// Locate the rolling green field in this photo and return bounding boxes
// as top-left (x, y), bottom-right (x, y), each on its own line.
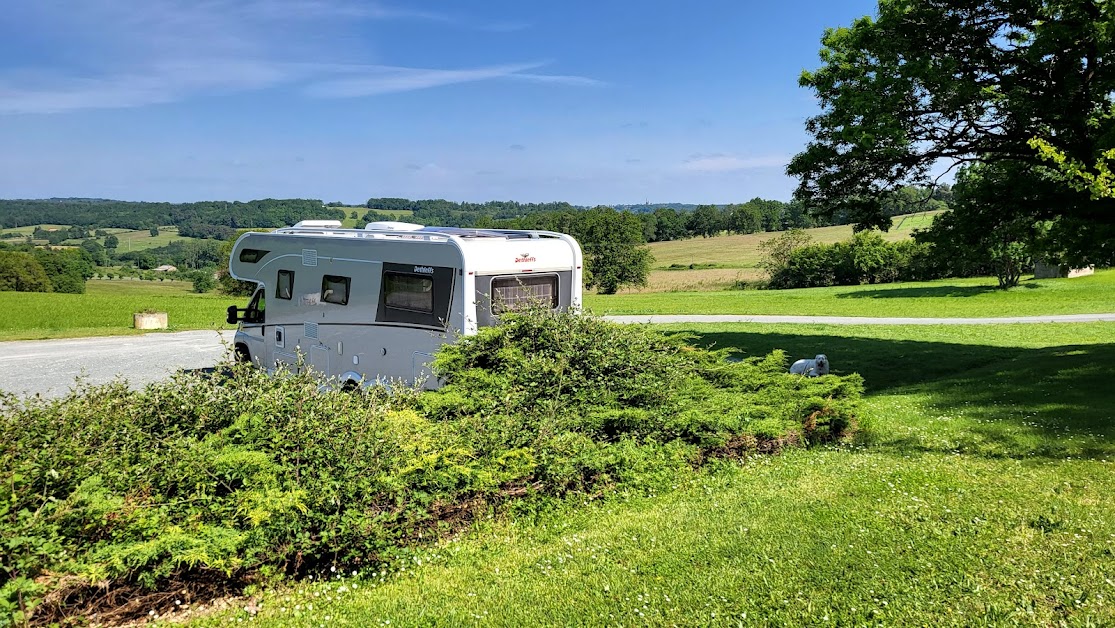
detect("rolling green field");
top-left (341, 208), bottom-right (413, 228)
top-left (589, 268), bottom-right (1115, 317)
top-left (192, 321), bottom-right (1115, 627)
top-left (0, 279), bottom-right (231, 340)
top-left (647, 211), bottom-right (941, 270)
top-left (631, 211), bottom-right (942, 292)
top-left (0, 223), bottom-right (194, 250)
top-left (107, 225), bottom-right (192, 251)
top-left (0, 223), bottom-right (72, 236)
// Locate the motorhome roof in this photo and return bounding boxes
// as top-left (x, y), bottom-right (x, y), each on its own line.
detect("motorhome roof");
top-left (272, 223), bottom-right (559, 242)
top-left (417, 226), bottom-right (534, 239)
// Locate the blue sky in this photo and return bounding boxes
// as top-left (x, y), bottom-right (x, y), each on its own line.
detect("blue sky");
top-left (0, 0), bottom-right (878, 205)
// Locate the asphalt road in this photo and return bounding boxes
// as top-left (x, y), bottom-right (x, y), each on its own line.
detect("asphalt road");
top-left (2, 314), bottom-right (1112, 398)
top-left (0, 330), bottom-right (236, 399)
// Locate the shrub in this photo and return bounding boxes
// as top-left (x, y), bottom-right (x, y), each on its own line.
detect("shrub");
top-left (1, 312), bottom-right (862, 623)
top-left (769, 233), bottom-right (945, 289)
top-left (192, 273), bottom-right (217, 293)
top-left (758, 228), bottom-right (812, 279)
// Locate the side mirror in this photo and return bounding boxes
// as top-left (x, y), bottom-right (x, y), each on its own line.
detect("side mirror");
top-left (226, 305), bottom-right (240, 325)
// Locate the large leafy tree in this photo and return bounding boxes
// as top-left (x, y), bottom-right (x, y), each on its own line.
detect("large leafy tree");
top-left (788, 0), bottom-right (1115, 264)
top-left (0, 251), bottom-right (52, 293)
top-left (512, 207), bottom-right (653, 294)
top-left (917, 161), bottom-right (1052, 287)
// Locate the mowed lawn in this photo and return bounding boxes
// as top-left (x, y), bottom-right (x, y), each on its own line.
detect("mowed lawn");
top-left (193, 321), bottom-right (1115, 627)
top-left (0, 279), bottom-right (231, 341)
top-left (589, 268), bottom-right (1115, 318)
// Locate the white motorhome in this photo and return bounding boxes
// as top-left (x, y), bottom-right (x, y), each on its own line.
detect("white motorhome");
top-left (226, 220), bottom-right (583, 388)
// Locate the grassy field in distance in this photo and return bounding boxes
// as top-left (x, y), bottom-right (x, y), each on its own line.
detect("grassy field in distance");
top-left (589, 268), bottom-right (1115, 318)
top-left (0, 223), bottom-right (72, 236)
top-left (107, 225), bottom-right (191, 251)
top-left (194, 321), bottom-right (1115, 627)
top-left (631, 211), bottom-right (942, 292)
top-left (0, 278), bottom-right (231, 341)
top-left (647, 210), bottom-right (941, 270)
top-left (343, 208), bottom-right (415, 228)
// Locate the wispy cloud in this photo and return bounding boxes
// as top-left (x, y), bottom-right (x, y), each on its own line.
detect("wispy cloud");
top-left (512, 73), bottom-right (606, 87)
top-left (0, 61), bottom-right (294, 114)
top-left (0, 1), bottom-right (597, 114)
top-left (303, 62), bottom-right (596, 99)
top-left (680, 153), bottom-right (787, 172)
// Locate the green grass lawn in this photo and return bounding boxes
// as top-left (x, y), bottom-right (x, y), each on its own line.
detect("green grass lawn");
top-left (0, 278), bottom-right (231, 340)
top-left (189, 321), bottom-right (1115, 627)
top-left (589, 268), bottom-right (1115, 317)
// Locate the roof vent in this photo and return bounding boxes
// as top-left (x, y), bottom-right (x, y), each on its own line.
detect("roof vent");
top-left (292, 220), bottom-right (343, 229)
top-left (365, 221), bottom-right (425, 231)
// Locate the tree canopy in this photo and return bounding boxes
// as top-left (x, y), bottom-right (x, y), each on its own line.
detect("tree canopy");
top-left (504, 207), bottom-right (653, 294)
top-left (788, 0), bottom-right (1114, 263)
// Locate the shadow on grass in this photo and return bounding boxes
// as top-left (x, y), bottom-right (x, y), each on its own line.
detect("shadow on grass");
top-left (680, 329), bottom-right (1115, 459)
top-left (835, 283), bottom-right (1039, 299)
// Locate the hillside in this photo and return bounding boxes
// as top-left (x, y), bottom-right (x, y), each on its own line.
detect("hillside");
top-left (629, 211), bottom-right (942, 293)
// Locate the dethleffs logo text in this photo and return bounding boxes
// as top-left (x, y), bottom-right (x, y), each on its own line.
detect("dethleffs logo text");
top-left (514, 252), bottom-right (536, 263)
top-left (413, 265), bottom-right (435, 274)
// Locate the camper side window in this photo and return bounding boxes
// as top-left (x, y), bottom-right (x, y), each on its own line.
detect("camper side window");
top-left (321, 275), bottom-right (350, 305)
top-left (277, 270), bottom-right (294, 300)
top-left (491, 275), bottom-right (558, 314)
top-left (383, 273), bottom-right (434, 313)
top-left (376, 264), bottom-right (453, 328)
top-left (238, 248), bottom-right (269, 263)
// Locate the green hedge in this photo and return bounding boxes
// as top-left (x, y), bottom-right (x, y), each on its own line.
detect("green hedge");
top-left (769, 232), bottom-right (945, 289)
top-left (1, 312), bottom-right (862, 624)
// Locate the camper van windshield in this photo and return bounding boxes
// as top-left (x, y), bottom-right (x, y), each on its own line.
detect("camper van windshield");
top-left (384, 273), bottom-right (433, 313)
top-left (244, 289), bottom-right (265, 324)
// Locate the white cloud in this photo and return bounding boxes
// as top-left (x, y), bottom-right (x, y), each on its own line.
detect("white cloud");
top-left (680, 153), bottom-right (787, 172)
top-left (512, 73), bottom-right (606, 87)
top-left (306, 63), bottom-right (538, 98)
top-left (0, 1), bottom-right (597, 114)
top-left (0, 61), bottom-right (294, 114)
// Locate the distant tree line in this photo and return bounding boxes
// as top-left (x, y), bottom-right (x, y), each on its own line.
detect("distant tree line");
top-left (364, 187), bottom-right (949, 245)
top-left (364, 198), bottom-right (579, 228)
top-left (112, 239), bottom-right (225, 271)
top-left (0, 198), bottom-right (344, 239)
top-left (0, 189), bottom-right (955, 296)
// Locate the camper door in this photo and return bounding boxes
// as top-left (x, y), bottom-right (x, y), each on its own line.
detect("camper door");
top-left (237, 287), bottom-right (268, 360)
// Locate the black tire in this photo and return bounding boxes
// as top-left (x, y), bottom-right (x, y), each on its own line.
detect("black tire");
top-left (234, 345), bottom-right (251, 363)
